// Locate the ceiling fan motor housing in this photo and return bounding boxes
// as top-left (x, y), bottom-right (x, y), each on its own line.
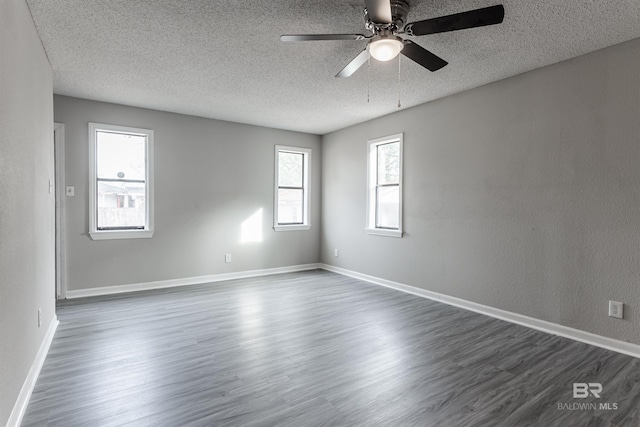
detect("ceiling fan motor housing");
top-left (364, 0), bottom-right (410, 33)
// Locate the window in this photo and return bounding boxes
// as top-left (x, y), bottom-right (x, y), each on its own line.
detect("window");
top-left (89, 122), bottom-right (154, 240)
top-left (274, 145), bottom-right (311, 231)
top-left (367, 133), bottom-right (403, 237)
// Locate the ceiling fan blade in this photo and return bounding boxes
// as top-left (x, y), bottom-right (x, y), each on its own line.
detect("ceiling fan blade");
top-left (336, 48), bottom-right (370, 78)
top-left (404, 4), bottom-right (504, 36)
top-left (401, 40), bottom-right (448, 72)
top-left (364, 0), bottom-right (393, 24)
top-left (281, 34), bottom-right (368, 42)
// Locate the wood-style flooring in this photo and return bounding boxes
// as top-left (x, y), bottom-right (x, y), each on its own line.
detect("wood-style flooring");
top-left (22, 270), bottom-right (640, 426)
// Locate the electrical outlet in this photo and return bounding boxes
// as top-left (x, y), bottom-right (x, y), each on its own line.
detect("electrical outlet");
top-left (608, 301), bottom-right (623, 319)
top-left (38, 308), bottom-right (42, 327)
top-left (225, 253), bottom-right (232, 263)
top-left (334, 249), bottom-right (339, 258)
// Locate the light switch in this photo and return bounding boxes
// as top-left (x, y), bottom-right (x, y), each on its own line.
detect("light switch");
top-left (66, 186), bottom-right (75, 196)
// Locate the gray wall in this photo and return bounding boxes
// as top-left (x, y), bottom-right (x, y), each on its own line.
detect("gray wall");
top-left (321, 38), bottom-right (640, 344)
top-left (0, 0), bottom-right (55, 424)
top-left (54, 96), bottom-right (321, 291)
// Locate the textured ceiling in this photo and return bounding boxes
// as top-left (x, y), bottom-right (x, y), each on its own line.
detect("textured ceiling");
top-left (27, 0), bottom-right (640, 134)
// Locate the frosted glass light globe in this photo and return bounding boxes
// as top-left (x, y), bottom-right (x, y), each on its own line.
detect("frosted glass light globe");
top-left (369, 36), bottom-right (404, 61)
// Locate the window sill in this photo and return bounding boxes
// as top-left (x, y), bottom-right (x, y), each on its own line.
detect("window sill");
top-left (365, 228), bottom-right (403, 238)
top-left (89, 230), bottom-right (155, 240)
top-left (274, 225), bottom-right (311, 232)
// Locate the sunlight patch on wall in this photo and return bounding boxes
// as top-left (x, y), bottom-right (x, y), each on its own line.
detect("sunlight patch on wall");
top-left (241, 208), bottom-right (263, 243)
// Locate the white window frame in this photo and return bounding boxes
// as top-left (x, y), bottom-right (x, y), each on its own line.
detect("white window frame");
top-left (274, 145), bottom-right (311, 231)
top-left (88, 122), bottom-right (154, 240)
top-left (366, 133), bottom-right (403, 238)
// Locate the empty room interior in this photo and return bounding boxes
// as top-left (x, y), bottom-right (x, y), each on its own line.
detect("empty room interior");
top-left (3, 0), bottom-right (640, 425)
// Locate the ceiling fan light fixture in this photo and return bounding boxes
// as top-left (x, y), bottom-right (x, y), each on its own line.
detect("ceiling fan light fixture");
top-left (369, 35), bottom-right (404, 62)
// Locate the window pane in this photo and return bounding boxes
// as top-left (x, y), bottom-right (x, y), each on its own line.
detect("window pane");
top-left (277, 188), bottom-right (303, 224)
top-left (97, 181), bottom-right (146, 228)
top-left (377, 142), bottom-right (399, 185)
top-left (376, 185), bottom-right (399, 229)
top-left (97, 131), bottom-right (146, 180)
top-left (278, 152), bottom-right (303, 187)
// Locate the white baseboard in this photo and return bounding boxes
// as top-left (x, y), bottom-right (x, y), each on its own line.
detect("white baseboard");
top-left (7, 316), bottom-right (59, 427)
top-left (320, 264), bottom-right (640, 359)
top-left (62, 262), bottom-right (640, 358)
top-left (66, 263), bottom-right (322, 299)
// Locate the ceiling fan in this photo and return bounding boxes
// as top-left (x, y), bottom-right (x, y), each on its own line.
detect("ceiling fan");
top-left (281, 0), bottom-right (504, 77)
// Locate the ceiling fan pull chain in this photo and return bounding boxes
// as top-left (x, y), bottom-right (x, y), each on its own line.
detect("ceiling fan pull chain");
top-left (397, 54), bottom-right (402, 108)
top-left (367, 56), bottom-right (371, 104)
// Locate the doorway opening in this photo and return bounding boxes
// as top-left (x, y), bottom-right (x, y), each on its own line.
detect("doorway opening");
top-left (54, 123), bottom-right (66, 299)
